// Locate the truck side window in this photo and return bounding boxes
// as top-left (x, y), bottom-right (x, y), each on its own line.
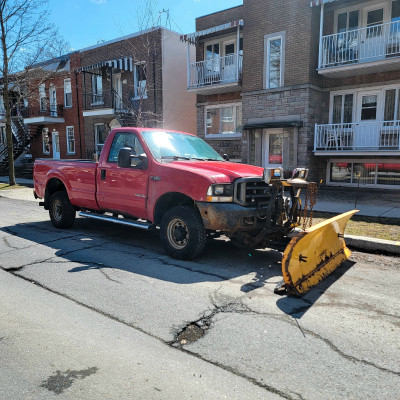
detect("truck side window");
top-left (107, 132), bottom-right (145, 163)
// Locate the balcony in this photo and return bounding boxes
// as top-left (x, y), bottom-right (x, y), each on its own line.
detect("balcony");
top-left (314, 121), bottom-right (400, 155)
top-left (22, 105), bottom-right (65, 124)
top-left (82, 89), bottom-right (130, 117)
top-left (187, 54), bottom-right (243, 94)
top-left (319, 21), bottom-right (400, 77)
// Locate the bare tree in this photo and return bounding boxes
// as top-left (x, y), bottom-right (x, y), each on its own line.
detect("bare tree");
top-left (0, 0), bottom-right (68, 185)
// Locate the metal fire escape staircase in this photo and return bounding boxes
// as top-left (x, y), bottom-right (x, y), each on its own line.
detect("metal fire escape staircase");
top-left (0, 111), bottom-right (31, 175)
top-left (112, 89), bottom-right (139, 127)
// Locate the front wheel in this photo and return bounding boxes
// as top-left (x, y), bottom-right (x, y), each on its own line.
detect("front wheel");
top-left (160, 206), bottom-right (207, 260)
top-left (49, 191), bottom-right (76, 229)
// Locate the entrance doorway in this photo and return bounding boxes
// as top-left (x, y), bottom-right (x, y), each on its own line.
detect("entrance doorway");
top-left (262, 129), bottom-right (283, 167)
top-left (52, 132), bottom-right (60, 159)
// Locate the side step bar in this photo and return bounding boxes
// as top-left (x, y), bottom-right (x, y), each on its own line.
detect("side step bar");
top-left (78, 211), bottom-right (156, 230)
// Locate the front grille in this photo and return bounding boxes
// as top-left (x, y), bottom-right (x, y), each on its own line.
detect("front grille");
top-left (234, 177), bottom-right (273, 207)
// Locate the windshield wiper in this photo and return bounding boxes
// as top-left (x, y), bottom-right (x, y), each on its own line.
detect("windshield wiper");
top-left (160, 155), bottom-right (191, 161)
top-left (189, 157), bottom-right (219, 161)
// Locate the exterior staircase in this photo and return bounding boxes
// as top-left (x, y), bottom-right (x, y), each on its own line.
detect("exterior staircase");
top-left (113, 90), bottom-right (139, 127)
top-left (0, 115), bottom-right (31, 177)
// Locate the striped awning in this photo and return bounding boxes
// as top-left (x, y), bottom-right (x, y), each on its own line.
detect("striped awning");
top-left (180, 20), bottom-right (243, 43)
top-left (310, 0), bottom-right (338, 6)
top-left (76, 56), bottom-right (133, 72)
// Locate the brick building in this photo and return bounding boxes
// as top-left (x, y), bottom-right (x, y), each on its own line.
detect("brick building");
top-left (23, 52), bottom-right (84, 161)
top-left (182, 0), bottom-right (400, 188)
top-left (16, 26), bottom-right (195, 165)
top-left (76, 27), bottom-right (196, 157)
top-left (181, 6), bottom-right (244, 162)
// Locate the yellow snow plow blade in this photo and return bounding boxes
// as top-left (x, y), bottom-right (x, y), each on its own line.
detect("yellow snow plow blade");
top-left (280, 210), bottom-right (359, 296)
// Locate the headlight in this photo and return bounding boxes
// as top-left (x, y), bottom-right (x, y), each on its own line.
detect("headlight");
top-left (206, 184), bottom-right (233, 202)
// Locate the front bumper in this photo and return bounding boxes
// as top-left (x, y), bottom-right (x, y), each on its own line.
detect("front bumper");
top-left (196, 201), bottom-right (269, 231)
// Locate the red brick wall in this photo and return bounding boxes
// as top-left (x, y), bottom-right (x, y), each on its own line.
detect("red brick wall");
top-left (79, 29), bottom-right (164, 123)
top-left (29, 52), bottom-right (84, 161)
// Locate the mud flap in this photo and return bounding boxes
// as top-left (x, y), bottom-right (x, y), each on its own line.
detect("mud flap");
top-left (277, 210), bottom-right (359, 296)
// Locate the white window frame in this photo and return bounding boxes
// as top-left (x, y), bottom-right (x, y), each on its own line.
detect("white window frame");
top-left (94, 123), bottom-right (106, 153)
top-left (64, 78), bottom-right (72, 108)
top-left (204, 102), bottom-right (242, 139)
top-left (42, 128), bottom-right (50, 154)
top-left (66, 126), bottom-right (75, 155)
top-left (264, 31), bottom-right (285, 90)
top-left (134, 62), bottom-right (147, 100)
top-left (329, 91), bottom-right (356, 123)
top-left (39, 83), bottom-right (46, 112)
top-left (334, 1), bottom-right (392, 31)
top-left (91, 74), bottom-right (103, 105)
top-left (329, 83), bottom-right (400, 123)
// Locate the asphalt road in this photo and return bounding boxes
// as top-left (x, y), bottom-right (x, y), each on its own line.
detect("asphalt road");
top-left (0, 197), bottom-right (399, 399)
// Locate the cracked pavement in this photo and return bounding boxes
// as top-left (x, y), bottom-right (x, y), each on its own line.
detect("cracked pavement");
top-left (0, 197), bottom-right (399, 399)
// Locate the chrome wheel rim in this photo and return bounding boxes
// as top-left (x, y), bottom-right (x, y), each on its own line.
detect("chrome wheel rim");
top-left (52, 199), bottom-right (63, 221)
top-left (167, 218), bottom-right (189, 250)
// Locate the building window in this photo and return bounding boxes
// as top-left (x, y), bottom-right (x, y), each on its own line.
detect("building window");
top-left (42, 128), bottom-right (50, 154)
top-left (332, 94), bottom-right (354, 123)
top-left (265, 32), bottom-right (285, 89)
top-left (0, 126), bottom-right (5, 145)
top-left (39, 84), bottom-right (46, 112)
top-left (66, 126), bottom-right (75, 154)
top-left (94, 124), bottom-right (106, 153)
top-left (329, 160), bottom-right (400, 187)
top-left (205, 103), bottom-right (242, 138)
top-left (64, 78), bottom-right (72, 107)
top-left (91, 74), bottom-right (103, 104)
top-left (134, 62), bottom-right (147, 99)
top-left (337, 10), bottom-right (359, 33)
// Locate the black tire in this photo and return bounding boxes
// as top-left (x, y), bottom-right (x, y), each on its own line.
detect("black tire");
top-left (49, 191), bottom-right (76, 229)
top-left (160, 206), bottom-right (207, 260)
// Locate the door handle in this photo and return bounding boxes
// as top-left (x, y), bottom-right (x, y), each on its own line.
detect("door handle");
top-left (101, 169), bottom-right (106, 180)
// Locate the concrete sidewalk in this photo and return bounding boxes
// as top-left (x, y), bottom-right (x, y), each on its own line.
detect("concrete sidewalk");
top-left (1, 176), bottom-right (399, 255)
top-left (2, 176), bottom-right (399, 218)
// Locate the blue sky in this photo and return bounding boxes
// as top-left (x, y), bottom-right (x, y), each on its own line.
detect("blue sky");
top-left (48, 0), bottom-right (242, 51)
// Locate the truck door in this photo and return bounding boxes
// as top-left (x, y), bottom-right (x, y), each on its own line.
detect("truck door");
top-left (96, 131), bottom-right (149, 219)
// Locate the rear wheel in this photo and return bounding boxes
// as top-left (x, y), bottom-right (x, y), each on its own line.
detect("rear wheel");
top-left (160, 206), bottom-right (207, 260)
top-left (49, 191), bottom-right (76, 229)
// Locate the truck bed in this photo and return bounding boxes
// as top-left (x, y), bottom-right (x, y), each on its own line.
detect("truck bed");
top-left (34, 159), bottom-right (99, 210)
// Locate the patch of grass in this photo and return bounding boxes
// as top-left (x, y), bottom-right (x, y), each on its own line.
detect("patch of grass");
top-left (309, 212), bottom-right (400, 241)
top-left (0, 183), bottom-right (27, 190)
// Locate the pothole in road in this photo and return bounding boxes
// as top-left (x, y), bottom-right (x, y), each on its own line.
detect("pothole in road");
top-left (176, 324), bottom-right (205, 345)
top-left (171, 302), bottom-right (251, 347)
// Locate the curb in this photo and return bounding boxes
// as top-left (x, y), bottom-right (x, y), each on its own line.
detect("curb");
top-left (346, 234), bottom-right (400, 256)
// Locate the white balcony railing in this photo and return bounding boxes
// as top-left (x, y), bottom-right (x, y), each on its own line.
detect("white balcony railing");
top-left (188, 54), bottom-right (243, 89)
top-left (314, 121), bottom-right (400, 151)
top-left (320, 20), bottom-right (400, 69)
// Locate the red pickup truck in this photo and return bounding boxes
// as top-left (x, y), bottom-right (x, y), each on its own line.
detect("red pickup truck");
top-left (34, 128), bottom-right (308, 259)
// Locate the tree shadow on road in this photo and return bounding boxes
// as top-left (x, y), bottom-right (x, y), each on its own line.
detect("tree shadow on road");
top-left (0, 218), bottom-right (284, 288)
top-left (1, 218), bottom-right (357, 317)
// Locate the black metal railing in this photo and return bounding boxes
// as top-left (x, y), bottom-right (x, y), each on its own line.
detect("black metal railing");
top-left (21, 104), bottom-right (64, 118)
top-left (82, 89), bottom-right (114, 110)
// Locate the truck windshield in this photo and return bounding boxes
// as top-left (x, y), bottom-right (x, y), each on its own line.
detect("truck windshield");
top-left (141, 131), bottom-right (224, 162)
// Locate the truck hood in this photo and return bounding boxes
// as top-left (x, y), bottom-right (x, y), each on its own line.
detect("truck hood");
top-left (165, 160), bottom-right (264, 183)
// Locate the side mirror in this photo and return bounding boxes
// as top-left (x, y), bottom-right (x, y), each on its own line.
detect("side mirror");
top-left (118, 147), bottom-right (148, 170)
top-left (223, 153), bottom-right (229, 161)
